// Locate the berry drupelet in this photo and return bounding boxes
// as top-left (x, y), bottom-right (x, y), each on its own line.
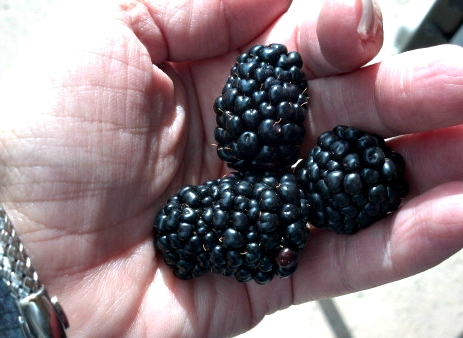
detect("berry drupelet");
top-left (295, 125), bottom-right (408, 234)
top-left (214, 44), bottom-right (309, 172)
top-left (154, 172), bottom-right (310, 284)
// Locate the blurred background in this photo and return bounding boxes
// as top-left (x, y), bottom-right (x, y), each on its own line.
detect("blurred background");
top-left (1, 0), bottom-right (463, 337)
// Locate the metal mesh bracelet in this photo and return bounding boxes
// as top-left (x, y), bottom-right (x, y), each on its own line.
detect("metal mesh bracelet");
top-left (0, 205), bottom-right (69, 337)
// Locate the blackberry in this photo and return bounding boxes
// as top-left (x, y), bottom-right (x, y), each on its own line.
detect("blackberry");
top-left (295, 125), bottom-right (408, 234)
top-left (154, 172), bottom-right (310, 284)
top-left (214, 44), bottom-right (309, 171)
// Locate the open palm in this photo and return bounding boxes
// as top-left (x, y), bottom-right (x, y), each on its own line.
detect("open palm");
top-left (1, 0), bottom-right (463, 336)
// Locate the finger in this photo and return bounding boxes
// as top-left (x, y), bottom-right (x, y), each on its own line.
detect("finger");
top-left (291, 181), bottom-right (463, 301)
top-left (120, 0), bottom-right (291, 64)
top-left (243, 0), bottom-right (384, 78)
top-left (307, 44), bottom-right (463, 138)
top-left (315, 0), bottom-right (384, 74)
top-left (389, 125), bottom-right (463, 197)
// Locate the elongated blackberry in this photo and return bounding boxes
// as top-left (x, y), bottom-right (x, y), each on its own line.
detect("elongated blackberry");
top-left (295, 125), bottom-right (408, 234)
top-left (214, 44), bottom-right (309, 171)
top-left (154, 172), bottom-right (310, 284)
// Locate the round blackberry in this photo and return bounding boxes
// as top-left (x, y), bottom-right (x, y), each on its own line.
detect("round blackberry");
top-left (295, 125), bottom-right (408, 234)
top-left (154, 172), bottom-right (310, 284)
top-left (214, 44), bottom-right (309, 172)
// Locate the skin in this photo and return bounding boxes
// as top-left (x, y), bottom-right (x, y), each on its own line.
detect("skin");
top-left (1, 0), bottom-right (463, 336)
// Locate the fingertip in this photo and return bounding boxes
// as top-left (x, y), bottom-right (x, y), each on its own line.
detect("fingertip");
top-left (316, 0), bottom-right (383, 72)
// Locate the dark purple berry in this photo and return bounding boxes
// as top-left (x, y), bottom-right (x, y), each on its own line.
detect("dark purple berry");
top-left (296, 125), bottom-right (408, 234)
top-left (214, 44), bottom-right (308, 171)
top-left (154, 172), bottom-right (310, 283)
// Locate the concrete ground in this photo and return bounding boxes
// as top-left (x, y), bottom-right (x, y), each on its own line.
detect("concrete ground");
top-left (1, 0), bottom-right (463, 337)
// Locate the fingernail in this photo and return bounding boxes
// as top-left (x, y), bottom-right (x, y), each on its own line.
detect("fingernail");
top-left (357, 0), bottom-right (376, 39)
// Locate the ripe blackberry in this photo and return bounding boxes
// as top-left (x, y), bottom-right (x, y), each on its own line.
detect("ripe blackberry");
top-left (214, 44), bottom-right (309, 172)
top-left (154, 172), bottom-right (310, 284)
top-left (295, 125), bottom-right (408, 234)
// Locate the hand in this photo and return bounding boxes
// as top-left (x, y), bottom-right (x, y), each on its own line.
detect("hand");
top-left (1, 0), bottom-right (463, 336)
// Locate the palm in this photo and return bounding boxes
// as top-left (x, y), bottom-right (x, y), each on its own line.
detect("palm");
top-left (1, 0), bottom-right (463, 336)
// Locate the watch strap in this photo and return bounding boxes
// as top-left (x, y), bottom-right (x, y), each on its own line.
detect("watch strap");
top-left (0, 205), bottom-right (69, 337)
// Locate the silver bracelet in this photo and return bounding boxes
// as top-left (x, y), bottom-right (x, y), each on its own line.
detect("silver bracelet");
top-left (0, 205), bottom-right (69, 337)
